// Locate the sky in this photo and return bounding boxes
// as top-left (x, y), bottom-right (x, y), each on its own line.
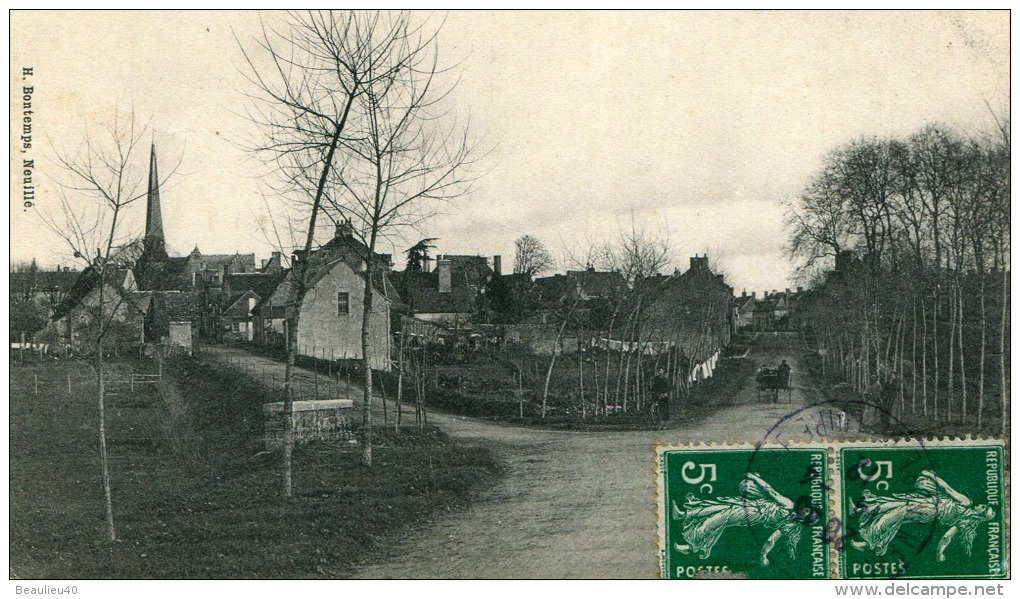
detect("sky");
top-left (8, 11), bottom-right (1009, 294)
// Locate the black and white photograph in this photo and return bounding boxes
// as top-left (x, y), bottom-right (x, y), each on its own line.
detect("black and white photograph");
top-left (7, 10), bottom-right (1011, 584)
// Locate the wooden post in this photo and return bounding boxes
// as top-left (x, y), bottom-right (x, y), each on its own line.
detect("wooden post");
top-left (20, 332), bottom-right (25, 364)
top-left (314, 359), bottom-right (319, 398)
top-left (34, 374), bottom-right (38, 395)
top-left (68, 373), bottom-right (72, 394)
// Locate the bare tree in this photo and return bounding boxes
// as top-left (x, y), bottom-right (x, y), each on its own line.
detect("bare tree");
top-left (323, 18), bottom-right (478, 465)
top-left (242, 10), bottom-right (476, 470)
top-left (514, 234), bottom-right (554, 277)
top-left (43, 112), bottom-right (171, 542)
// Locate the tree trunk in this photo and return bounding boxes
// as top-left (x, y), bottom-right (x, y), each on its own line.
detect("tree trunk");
top-left (957, 280), bottom-right (967, 424)
top-left (947, 287), bottom-right (956, 422)
top-left (282, 316), bottom-right (298, 496)
top-left (1000, 265), bottom-right (1008, 436)
top-left (977, 274), bottom-right (986, 430)
top-left (396, 333), bottom-right (404, 433)
top-left (911, 301), bottom-right (917, 414)
top-left (921, 297), bottom-right (929, 416)
top-left (96, 354), bottom-right (116, 542)
top-left (579, 348), bottom-right (585, 418)
top-left (541, 315), bottom-right (571, 418)
top-left (932, 289), bottom-right (939, 421)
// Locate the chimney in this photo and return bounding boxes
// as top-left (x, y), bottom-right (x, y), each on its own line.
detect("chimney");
top-left (752, 291), bottom-right (756, 299)
top-left (742, 290), bottom-right (747, 298)
top-left (493, 255), bottom-right (502, 276)
top-left (437, 258), bottom-right (452, 293)
top-left (785, 288), bottom-right (791, 296)
top-left (716, 274), bottom-right (725, 282)
top-left (690, 255), bottom-right (709, 271)
top-left (797, 286), bottom-right (803, 293)
top-left (336, 219), bottom-right (353, 239)
top-left (272, 251), bottom-right (281, 261)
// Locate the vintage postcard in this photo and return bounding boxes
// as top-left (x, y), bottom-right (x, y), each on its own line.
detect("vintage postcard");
top-left (8, 10), bottom-right (1009, 584)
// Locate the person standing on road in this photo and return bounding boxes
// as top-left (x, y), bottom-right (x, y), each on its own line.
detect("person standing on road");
top-left (776, 359), bottom-right (791, 388)
top-left (650, 368), bottom-right (671, 423)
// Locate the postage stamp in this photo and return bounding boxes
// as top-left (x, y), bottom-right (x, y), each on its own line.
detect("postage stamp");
top-left (835, 439), bottom-right (1008, 580)
top-left (657, 445), bottom-right (830, 579)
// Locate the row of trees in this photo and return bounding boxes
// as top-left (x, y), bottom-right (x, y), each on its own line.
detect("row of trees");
top-left (494, 225), bottom-right (730, 418)
top-left (788, 119), bottom-right (1010, 434)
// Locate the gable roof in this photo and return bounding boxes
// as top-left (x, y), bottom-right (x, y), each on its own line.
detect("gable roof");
top-left (565, 269), bottom-right (628, 299)
top-left (390, 270), bottom-right (476, 316)
top-left (223, 272), bottom-right (285, 307)
top-left (50, 266), bottom-right (143, 321)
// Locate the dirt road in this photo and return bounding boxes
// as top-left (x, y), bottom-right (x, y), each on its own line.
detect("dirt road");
top-left (205, 342), bottom-right (854, 578)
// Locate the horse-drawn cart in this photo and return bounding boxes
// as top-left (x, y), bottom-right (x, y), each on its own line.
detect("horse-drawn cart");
top-left (756, 368), bottom-right (792, 403)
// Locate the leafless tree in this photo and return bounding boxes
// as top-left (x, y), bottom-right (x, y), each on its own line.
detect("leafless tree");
top-left (42, 111), bottom-right (173, 542)
top-left (322, 20), bottom-right (478, 465)
top-left (241, 10), bottom-right (476, 471)
top-left (514, 234), bottom-right (554, 277)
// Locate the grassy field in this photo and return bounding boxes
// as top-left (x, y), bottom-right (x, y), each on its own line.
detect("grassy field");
top-left (9, 356), bottom-right (501, 579)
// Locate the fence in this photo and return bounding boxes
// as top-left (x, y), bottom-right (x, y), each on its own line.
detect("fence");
top-left (205, 350), bottom-right (359, 403)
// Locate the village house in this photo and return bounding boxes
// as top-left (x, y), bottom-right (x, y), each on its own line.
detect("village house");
top-left (734, 291), bottom-right (757, 330)
top-left (252, 225), bottom-right (396, 371)
top-left (51, 144), bottom-right (263, 350)
top-left (751, 288), bottom-right (802, 331)
top-left (631, 255), bottom-right (734, 383)
top-left (50, 266), bottom-right (147, 350)
top-left (390, 254), bottom-right (494, 326)
top-left (218, 272), bottom-right (285, 342)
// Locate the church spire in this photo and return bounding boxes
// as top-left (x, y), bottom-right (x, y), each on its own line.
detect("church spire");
top-left (142, 143), bottom-right (167, 260)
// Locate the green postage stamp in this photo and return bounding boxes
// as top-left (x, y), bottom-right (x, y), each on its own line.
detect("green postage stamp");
top-left (656, 439), bottom-right (1008, 580)
top-left (836, 440), bottom-right (1007, 580)
top-left (657, 446), bottom-right (830, 579)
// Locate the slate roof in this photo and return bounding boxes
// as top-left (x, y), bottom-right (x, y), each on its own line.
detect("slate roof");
top-left (155, 292), bottom-right (204, 322)
top-left (134, 257), bottom-right (191, 292)
top-left (390, 270), bottom-right (477, 316)
top-left (50, 267), bottom-right (137, 320)
top-left (223, 273), bottom-right (285, 307)
top-left (565, 269), bottom-right (628, 299)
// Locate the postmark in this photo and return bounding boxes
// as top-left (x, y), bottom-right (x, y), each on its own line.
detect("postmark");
top-left (657, 445), bottom-right (830, 579)
top-left (835, 439), bottom-right (1008, 580)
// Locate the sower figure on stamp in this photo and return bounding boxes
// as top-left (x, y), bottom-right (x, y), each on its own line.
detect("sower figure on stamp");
top-left (850, 470), bottom-right (995, 562)
top-left (671, 472), bottom-right (811, 565)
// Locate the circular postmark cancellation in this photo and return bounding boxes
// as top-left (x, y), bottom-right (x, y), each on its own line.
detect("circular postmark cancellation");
top-left (656, 398), bottom-right (1007, 580)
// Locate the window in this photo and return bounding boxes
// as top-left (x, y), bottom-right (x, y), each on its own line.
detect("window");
top-left (337, 291), bottom-right (350, 316)
top-left (232, 322), bottom-right (240, 332)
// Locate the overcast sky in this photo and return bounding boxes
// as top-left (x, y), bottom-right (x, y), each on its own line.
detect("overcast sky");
top-left (9, 11), bottom-right (1009, 293)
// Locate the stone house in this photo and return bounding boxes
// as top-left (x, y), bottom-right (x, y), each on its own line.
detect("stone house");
top-left (252, 226), bottom-right (396, 371)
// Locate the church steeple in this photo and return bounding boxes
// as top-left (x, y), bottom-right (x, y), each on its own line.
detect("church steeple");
top-left (142, 143), bottom-right (167, 261)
